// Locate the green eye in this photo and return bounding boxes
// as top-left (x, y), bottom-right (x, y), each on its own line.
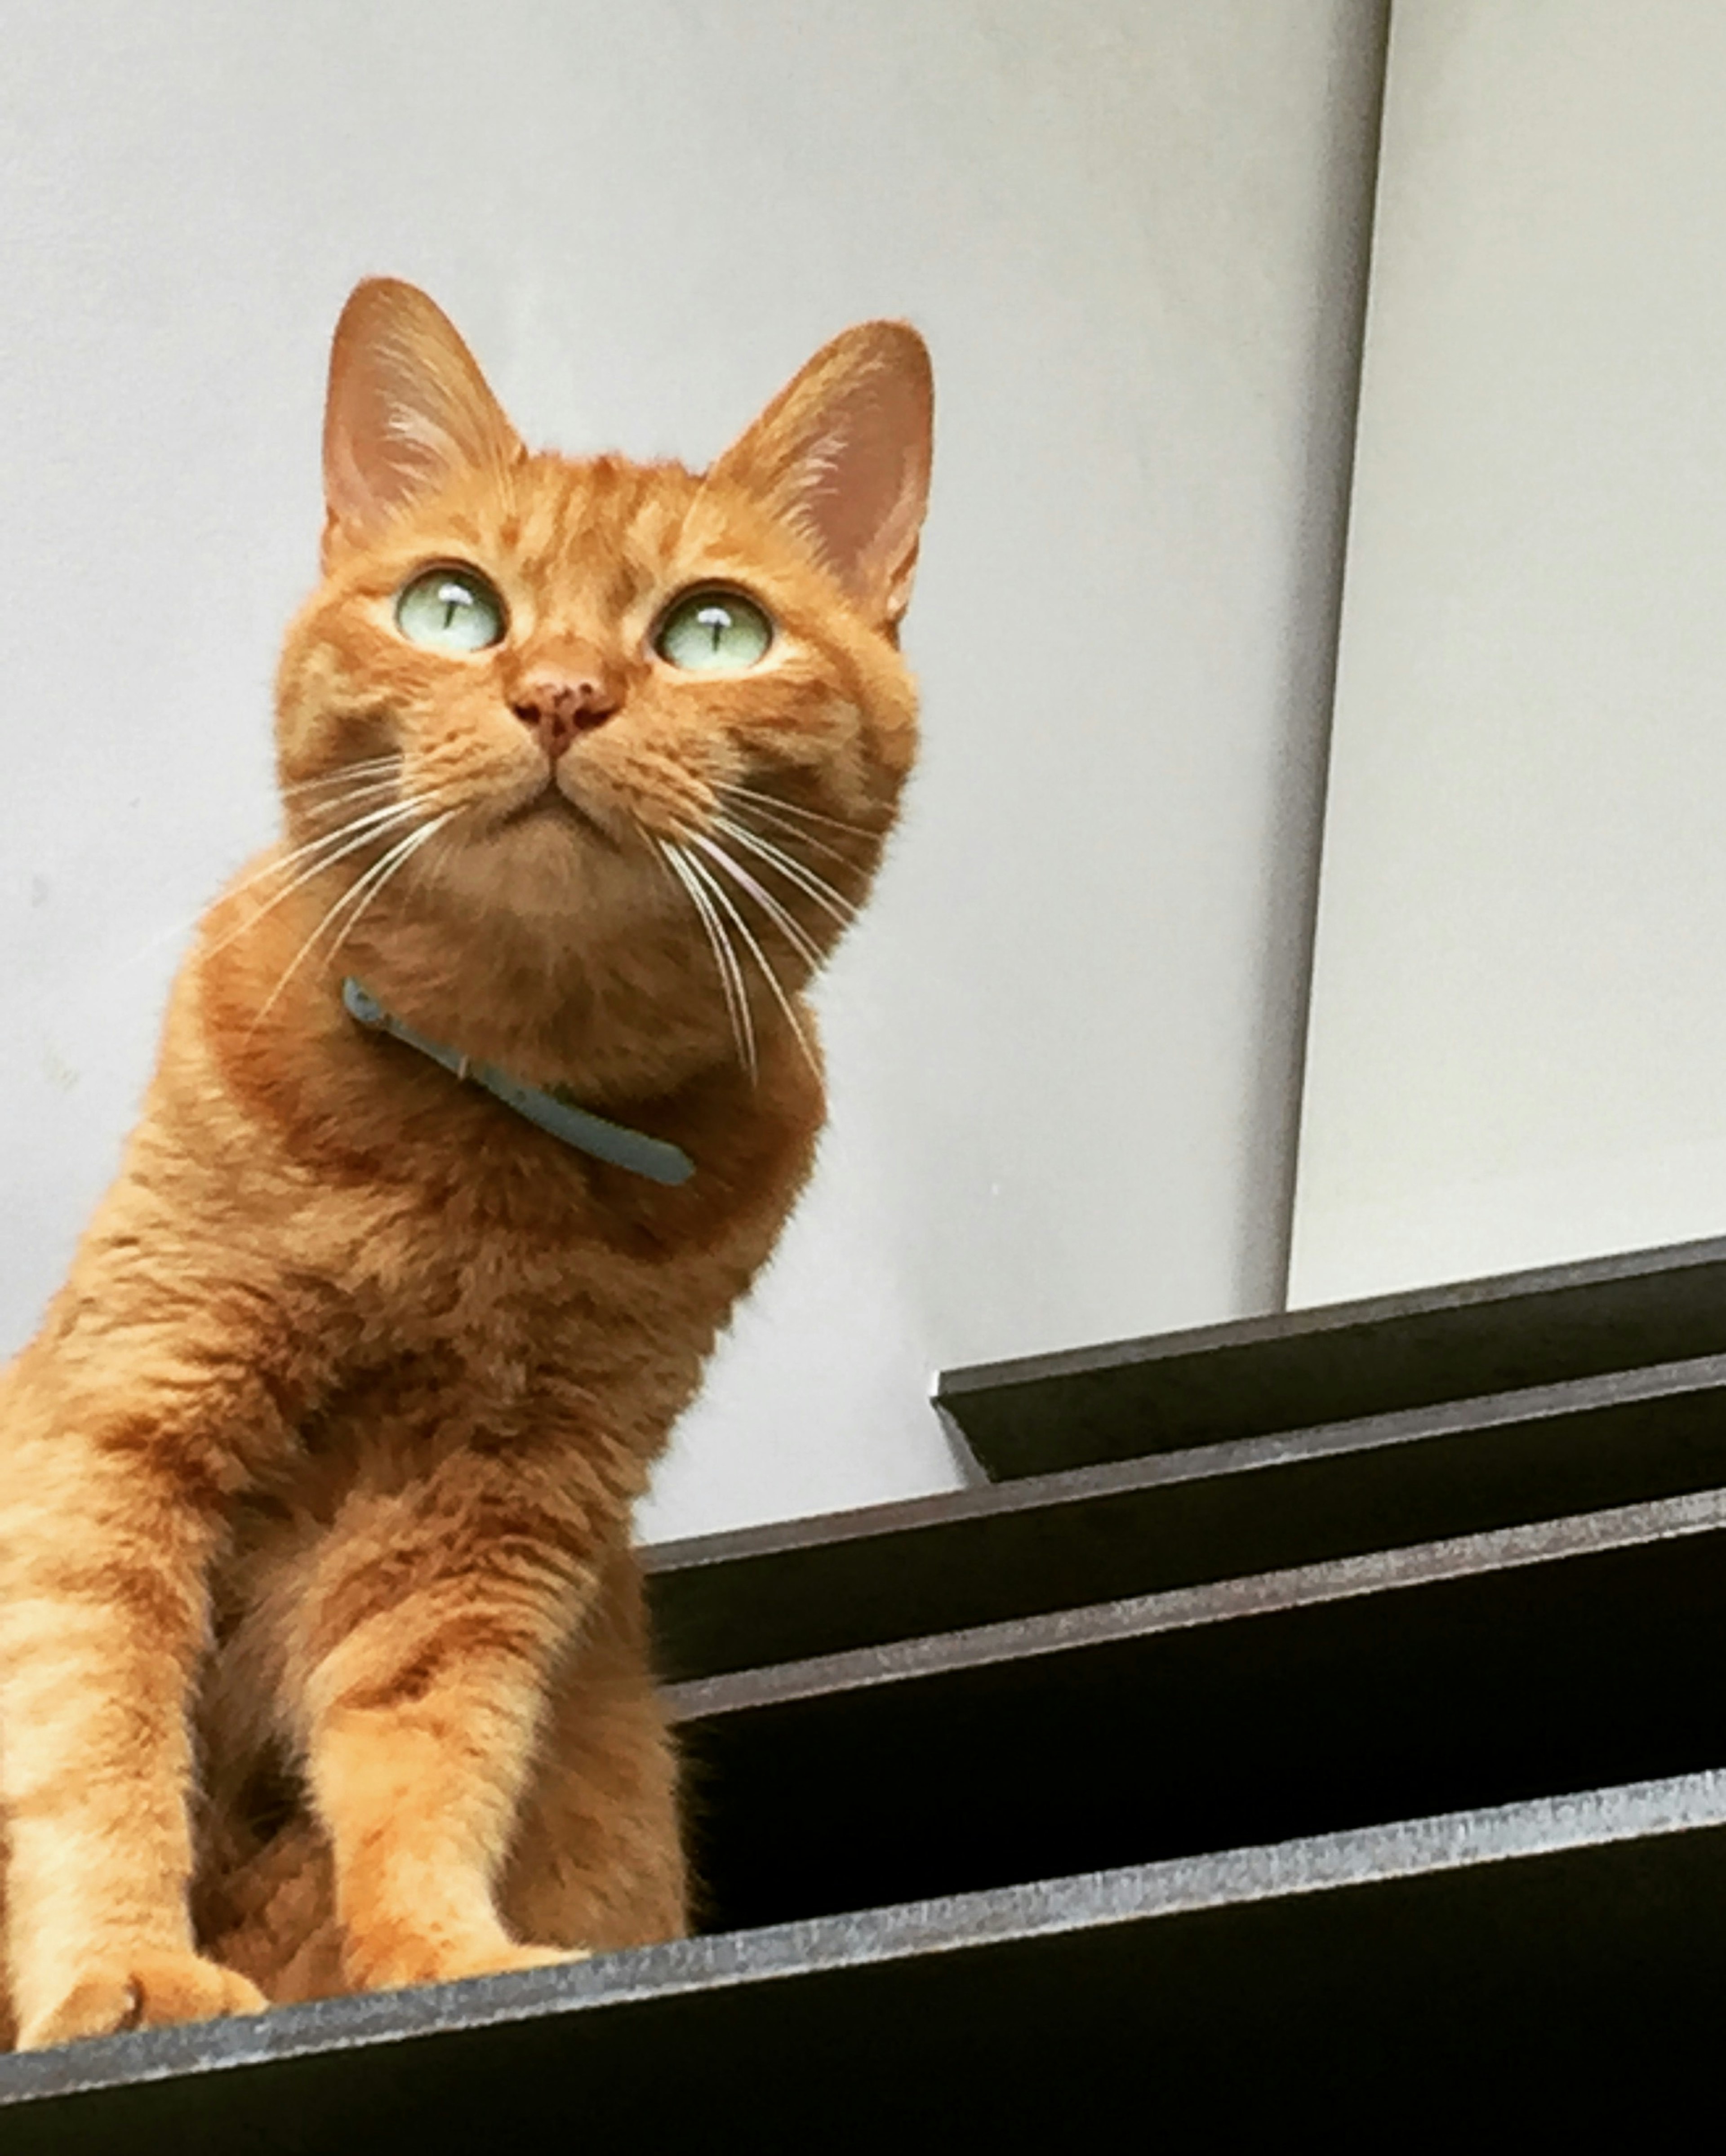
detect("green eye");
top-left (655, 588), bottom-right (773, 672)
top-left (394, 567), bottom-right (507, 652)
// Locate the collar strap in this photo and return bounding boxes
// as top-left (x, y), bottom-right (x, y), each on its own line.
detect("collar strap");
top-left (342, 978), bottom-right (695, 1187)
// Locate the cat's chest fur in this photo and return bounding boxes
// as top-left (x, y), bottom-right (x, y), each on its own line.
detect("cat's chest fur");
top-left (245, 1071), bottom-right (805, 1461)
top-left (99, 973), bottom-right (818, 1578)
top-left (194, 1121), bottom-right (761, 1752)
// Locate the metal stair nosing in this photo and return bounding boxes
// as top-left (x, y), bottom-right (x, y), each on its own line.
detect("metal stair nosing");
top-left (5, 1768), bottom-right (1723, 2145)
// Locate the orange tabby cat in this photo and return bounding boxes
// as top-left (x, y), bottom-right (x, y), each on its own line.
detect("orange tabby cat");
top-left (0, 279), bottom-right (931, 2049)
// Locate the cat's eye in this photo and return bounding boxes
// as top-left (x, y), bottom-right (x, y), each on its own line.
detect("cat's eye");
top-left (654, 588), bottom-right (774, 673)
top-left (394, 567), bottom-right (507, 652)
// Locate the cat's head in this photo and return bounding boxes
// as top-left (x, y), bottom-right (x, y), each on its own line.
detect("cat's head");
top-left (272, 279), bottom-right (931, 1081)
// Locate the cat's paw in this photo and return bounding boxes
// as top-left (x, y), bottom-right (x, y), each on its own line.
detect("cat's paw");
top-left (16, 1951), bottom-right (267, 2050)
top-left (440, 1941), bottom-right (593, 1983)
top-left (347, 1934), bottom-right (592, 1993)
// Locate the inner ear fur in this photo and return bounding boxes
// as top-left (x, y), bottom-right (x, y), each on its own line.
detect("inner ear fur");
top-left (709, 322), bottom-right (934, 628)
top-left (323, 279), bottom-right (524, 549)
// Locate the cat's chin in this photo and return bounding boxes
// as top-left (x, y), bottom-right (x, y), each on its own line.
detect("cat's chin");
top-left (494, 787), bottom-right (619, 851)
top-left (430, 800), bottom-right (667, 945)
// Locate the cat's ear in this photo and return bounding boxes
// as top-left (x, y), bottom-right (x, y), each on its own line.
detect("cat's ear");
top-left (322, 279), bottom-right (523, 548)
top-left (710, 323), bottom-right (933, 628)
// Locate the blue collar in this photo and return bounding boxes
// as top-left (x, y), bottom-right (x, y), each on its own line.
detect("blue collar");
top-left (342, 978), bottom-right (695, 1187)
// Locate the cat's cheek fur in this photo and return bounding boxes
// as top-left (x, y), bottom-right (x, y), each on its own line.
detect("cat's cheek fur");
top-left (0, 280), bottom-right (930, 2045)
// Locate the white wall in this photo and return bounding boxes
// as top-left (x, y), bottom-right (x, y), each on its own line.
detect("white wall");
top-left (0, 0), bottom-right (1385, 1537)
top-left (1292, 0), bottom-right (1726, 1307)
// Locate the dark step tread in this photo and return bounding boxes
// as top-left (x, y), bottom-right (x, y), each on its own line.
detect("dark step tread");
top-left (647, 1352), bottom-right (1726, 1679)
top-left (663, 1482), bottom-right (1726, 1719)
top-left (672, 1488), bottom-right (1726, 1932)
top-left (937, 1229), bottom-right (1726, 1477)
top-left (8, 1770), bottom-right (1723, 2143)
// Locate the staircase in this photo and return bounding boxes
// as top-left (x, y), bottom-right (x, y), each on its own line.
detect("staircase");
top-left (9, 1234), bottom-right (1726, 2142)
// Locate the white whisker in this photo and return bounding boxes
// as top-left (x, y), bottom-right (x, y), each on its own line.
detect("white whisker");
top-left (205, 797), bottom-right (437, 954)
top-left (280, 757), bottom-right (402, 798)
top-left (295, 776), bottom-right (408, 820)
top-left (686, 834), bottom-right (826, 973)
top-left (723, 781), bottom-right (886, 838)
top-left (249, 812), bottom-right (454, 1034)
top-left (320, 812), bottom-right (455, 972)
top-left (127, 770), bottom-right (423, 970)
top-left (678, 845), bottom-right (818, 1073)
top-left (252, 797), bottom-right (427, 890)
top-left (658, 840), bottom-right (756, 1079)
top-left (716, 794), bottom-right (860, 869)
top-left (712, 813), bottom-right (859, 927)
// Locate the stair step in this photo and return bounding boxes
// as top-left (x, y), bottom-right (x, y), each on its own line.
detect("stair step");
top-left (937, 1230), bottom-right (1726, 1477)
top-left (667, 1488), bottom-right (1726, 1933)
top-left (7, 1769), bottom-right (1722, 2142)
top-left (17, 1241), bottom-right (1726, 2121)
top-left (647, 1351), bottom-right (1726, 1679)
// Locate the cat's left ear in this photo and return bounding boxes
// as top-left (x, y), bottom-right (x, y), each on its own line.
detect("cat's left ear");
top-left (709, 323), bottom-right (933, 629)
top-left (322, 279), bottom-right (524, 552)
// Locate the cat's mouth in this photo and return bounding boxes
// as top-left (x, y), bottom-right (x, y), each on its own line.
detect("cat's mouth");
top-left (495, 784), bottom-right (619, 852)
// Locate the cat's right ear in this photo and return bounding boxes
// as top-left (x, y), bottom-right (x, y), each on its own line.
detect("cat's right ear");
top-left (322, 279), bottom-right (523, 555)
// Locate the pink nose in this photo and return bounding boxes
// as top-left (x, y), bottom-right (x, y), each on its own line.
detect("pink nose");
top-left (510, 670), bottom-right (621, 760)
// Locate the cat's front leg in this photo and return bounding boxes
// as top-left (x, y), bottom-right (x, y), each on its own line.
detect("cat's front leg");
top-left (290, 1437), bottom-right (621, 1993)
top-left (0, 1331), bottom-right (286, 2049)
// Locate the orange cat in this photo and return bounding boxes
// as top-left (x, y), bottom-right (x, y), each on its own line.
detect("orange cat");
top-left (0, 280), bottom-right (931, 2049)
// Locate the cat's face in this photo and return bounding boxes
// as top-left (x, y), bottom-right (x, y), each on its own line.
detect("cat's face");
top-left (272, 282), bottom-right (931, 1068)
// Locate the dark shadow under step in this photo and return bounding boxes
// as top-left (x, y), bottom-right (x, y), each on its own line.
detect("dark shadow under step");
top-left (670, 1489), bottom-right (1726, 1932)
top-left (647, 1353), bottom-right (1726, 1678)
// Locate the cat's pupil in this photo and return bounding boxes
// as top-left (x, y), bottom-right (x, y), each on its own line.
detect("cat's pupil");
top-left (393, 566), bottom-right (506, 652)
top-left (653, 584), bottom-right (773, 671)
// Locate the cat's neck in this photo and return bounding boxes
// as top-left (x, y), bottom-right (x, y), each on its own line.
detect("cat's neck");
top-left (203, 847), bottom-right (802, 1110)
top-left (336, 921), bottom-right (733, 1101)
